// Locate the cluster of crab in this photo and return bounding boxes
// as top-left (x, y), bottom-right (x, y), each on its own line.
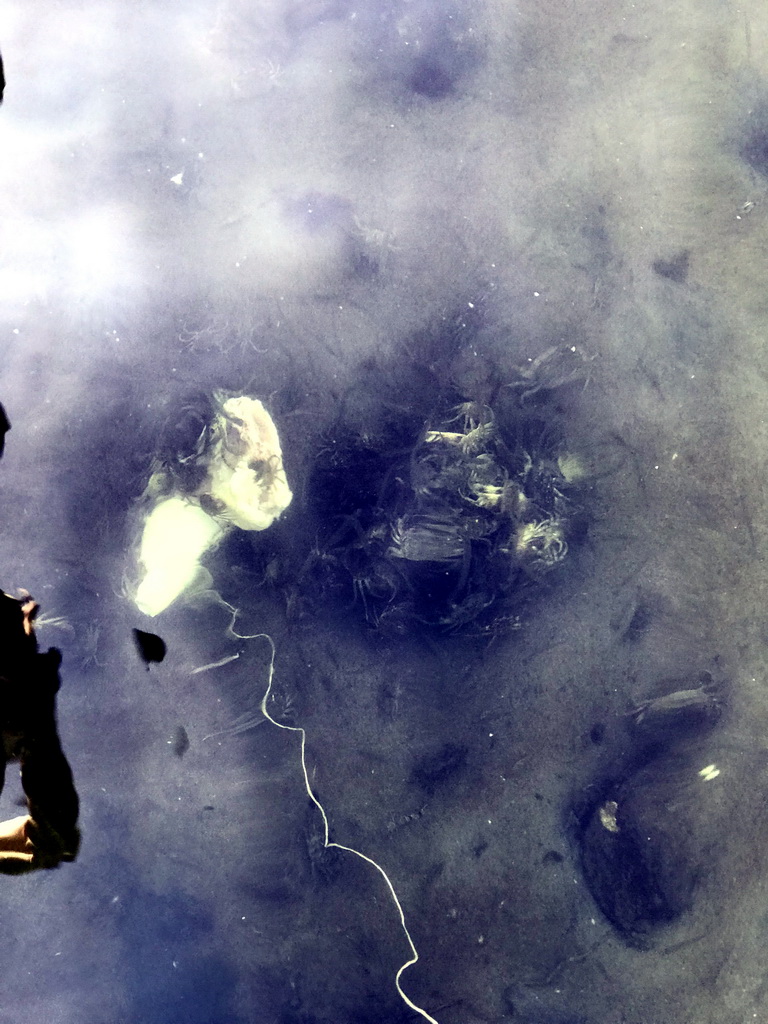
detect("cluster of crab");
top-left (298, 344), bottom-right (589, 634)
top-left (396, 401), bottom-right (570, 574)
top-left (363, 400), bottom-right (575, 632)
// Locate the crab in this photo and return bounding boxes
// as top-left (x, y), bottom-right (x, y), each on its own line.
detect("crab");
top-left (462, 454), bottom-right (518, 513)
top-left (630, 673), bottom-right (723, 732)
top-left (506, 345), bottom-right (592, 404)
top-left (80, 622), bottom-right (104, 670)
top-left (388, 514), bottom-right (467, 563)
top-left (423, 403), bottom-right (497, 457)
top-left (347, 559), bottom-right (399, 624)
top-left (512, 518), bottom-right (568, 575)
top-left (447, 401), bottom-right (494, 433)
top-left (434, 590), bottom-right (497, 633)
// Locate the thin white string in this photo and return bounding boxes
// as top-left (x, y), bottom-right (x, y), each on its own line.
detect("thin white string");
top-left (221, 601), bottom-right (440, 1024)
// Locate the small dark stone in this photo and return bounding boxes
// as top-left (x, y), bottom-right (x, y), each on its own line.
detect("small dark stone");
top-left (590, 722), bottom-right (606, 744)
top-left (170, 725), bottom-right (190, 758)
top-left (542, 850), bottom-right (564, 865)
top-left (623, 601), bottom-right (653, 642)
top-left (652, 250), bottom-right (690, 283)
top-left (741, 105), bottom-right (768, 176)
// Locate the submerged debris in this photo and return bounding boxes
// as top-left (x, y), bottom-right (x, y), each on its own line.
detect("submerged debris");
top-left (0, 402), bottom-right (9, 458)
top-left (132, 628), bottom-right (167, 669)
top-left (576, 745), bottom-right (725, 948)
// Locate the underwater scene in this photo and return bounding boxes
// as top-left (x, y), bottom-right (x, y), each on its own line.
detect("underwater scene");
top-left (1, 2), bottom-right (768, 1022)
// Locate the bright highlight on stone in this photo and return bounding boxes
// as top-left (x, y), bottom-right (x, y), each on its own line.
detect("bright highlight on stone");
top-left (132, 394), bottom-right (292, 616)
top-left (204, 395), bottom-right (292, 531)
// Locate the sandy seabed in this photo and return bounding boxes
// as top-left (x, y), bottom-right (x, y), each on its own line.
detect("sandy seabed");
top-left (1, 2), bottom-right (768, 1022)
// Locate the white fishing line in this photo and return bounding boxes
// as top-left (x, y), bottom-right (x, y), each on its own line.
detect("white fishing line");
top-left (220, 600), bottom-right (440, 1024)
